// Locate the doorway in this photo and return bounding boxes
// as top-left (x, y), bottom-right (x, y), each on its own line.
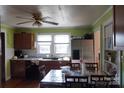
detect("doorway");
top-left (0, 32), bottom-right (5, 87)
top-left (94, 31), bottom-right (100, 70)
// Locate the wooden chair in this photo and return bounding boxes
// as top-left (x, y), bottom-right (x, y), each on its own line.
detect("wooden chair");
top-left (90, 75), bottom-right (115, 88)
top-left (65, 76), bottom-right (89, 88)
top-left (70, 63), bottom-right (81, 71)
top-left (90, 75), bottom-right (107, 88)
top-left (104, 75), bottom-right (115, 82)
top-left (39, 65), bottom-right (46, 80)
top-left (85, 63), bottom-right (98, 72)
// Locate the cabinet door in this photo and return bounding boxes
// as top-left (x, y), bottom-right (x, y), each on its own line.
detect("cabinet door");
top-left (22, 33), bottom-right (26, 49)
top-left (14, 33), bottom-right (34, 49)
top-left (24, 33), bottom-right (30, 49)
top-left (31, 33), bottom-right (35, 49)
top-left (39, 61), bottom-right (61, 73)
top-left (11, 60), bottom-right (26, 79)
top-left (114, 6), bottom-right (124, 47)
top-left (25, 33), bottom-right (34, 49)
top-left (14, 33), bottom-right (23, 49)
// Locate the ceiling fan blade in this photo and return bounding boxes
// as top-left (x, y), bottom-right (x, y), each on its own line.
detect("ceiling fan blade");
top-left (16, 16), bottom-right (34, 20)
top-left (16, 21), bottom-right (34, 25)
top-left (42, 20), bottom-right (59, 25)
top-left (42, 16), bottom-right (53, 20)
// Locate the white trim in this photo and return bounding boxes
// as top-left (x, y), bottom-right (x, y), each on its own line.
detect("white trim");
top-left (92, 6), bottom-right (113, 26)
top-left (6, 76), bottom-right (11, 81)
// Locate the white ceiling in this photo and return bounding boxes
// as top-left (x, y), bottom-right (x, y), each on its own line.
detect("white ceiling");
top-left (0, 5), bottom-right (110, 28)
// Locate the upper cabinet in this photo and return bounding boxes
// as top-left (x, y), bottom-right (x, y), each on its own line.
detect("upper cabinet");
top-left (113, 6), bottom-right (124, 48)
top-left (14, 32), bottom-right (35, 49)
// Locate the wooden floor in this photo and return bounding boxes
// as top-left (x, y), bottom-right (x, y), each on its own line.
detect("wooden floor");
top-left (1, 79), bottom-right (40, 88)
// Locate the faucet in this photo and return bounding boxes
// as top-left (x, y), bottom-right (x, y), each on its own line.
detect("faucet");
top-left (51, 54), bottom-right (54, 58)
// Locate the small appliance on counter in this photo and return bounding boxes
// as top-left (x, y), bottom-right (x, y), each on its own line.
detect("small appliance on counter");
top-left (14, 50), bottom-right (24, 58)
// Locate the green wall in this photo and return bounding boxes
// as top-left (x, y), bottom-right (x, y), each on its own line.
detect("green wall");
top-left (14, 26), bottom-right (93, 36)
top-left (1, 24), bottom-right (14, 48)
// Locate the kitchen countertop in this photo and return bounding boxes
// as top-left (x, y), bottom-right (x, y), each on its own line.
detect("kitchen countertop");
top-left (10, 58), bottom-right (70, 61)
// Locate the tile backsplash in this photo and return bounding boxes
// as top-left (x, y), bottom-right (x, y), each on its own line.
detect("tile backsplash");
top-left (17, 49), bottom-right (70, 58)
top-left (21, 49), bottom-right (42, 58)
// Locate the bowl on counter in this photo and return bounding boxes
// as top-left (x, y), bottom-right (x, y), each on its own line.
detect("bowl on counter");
top-left (13, 56), bottom-right (18, 59)
top-left (24, 55), bottom-right (28, 58)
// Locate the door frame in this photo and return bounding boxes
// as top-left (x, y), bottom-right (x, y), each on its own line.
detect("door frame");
top-left (0, 32), bottom-right (5, 85)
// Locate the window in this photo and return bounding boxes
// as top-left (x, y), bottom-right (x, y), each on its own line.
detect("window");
top-left (54, 44), bottom-right (69, 54)
top-left (36, 35), bottom-right (52, 54)
top-left (37, 35), bottom-right (52, 41)
top-left (36, 34), bottom-right (70, 56)
top-left (37, 42), bottom-right (51, 54)
top-left (54, 35), bottom-right (70, 54)
top-left (54, 35), bottom-right (69, 43)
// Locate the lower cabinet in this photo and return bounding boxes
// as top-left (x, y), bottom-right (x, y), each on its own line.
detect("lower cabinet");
top-left (11, 60), bottom-right (39, 79)
top-left (11, 60), bottom-right (26, 79)
top-left (39, 61), bottom-right (70, 74)
top-left (11, 60), bottom-right (70, 79)
top-left (39, 61), bottom-right (60, 73)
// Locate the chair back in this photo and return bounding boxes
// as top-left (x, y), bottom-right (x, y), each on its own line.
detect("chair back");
top-left (90, 75), bottom-right (115, 88)
top-left (91, 75), bottom-right (104, 82)
top-left (85, 63), bottom-right (98, 72)
top-left (39, 65), bottom-right (46, 79)
top-left (104, 75), bottom-right (115, 82)
top-left (70, 63), bottom-right (80, 71)
top-left (65, 76), bottom-right (88, 88)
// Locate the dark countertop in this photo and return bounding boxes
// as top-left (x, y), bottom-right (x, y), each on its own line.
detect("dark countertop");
top-left (10, 58), bottom-right (70, 62)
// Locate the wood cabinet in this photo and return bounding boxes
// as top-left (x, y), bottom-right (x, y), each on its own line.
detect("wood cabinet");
top-left (11, 60), bottom-right (26, 79)
top-left (39, 61), bottom-right (70, 73)
top-left (14, 32), bottom-right (35, 49)
top-left (11, 60), bottom-right (70, 79)
top-left (11, 60), bottom-right (39, 79)
top-left (113, 6), bottom-right (124, 47)
top-left (39, 61), bottom-right (60, 73)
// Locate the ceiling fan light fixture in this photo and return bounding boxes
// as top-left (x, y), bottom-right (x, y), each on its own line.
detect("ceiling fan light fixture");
top-left (32, 21), bottom-right (42, 26)
top-left (16, 12), bottom-right (59, 26)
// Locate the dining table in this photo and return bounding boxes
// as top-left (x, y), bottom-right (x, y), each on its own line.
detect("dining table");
top-left (40, 65), bottom-right (105, 88)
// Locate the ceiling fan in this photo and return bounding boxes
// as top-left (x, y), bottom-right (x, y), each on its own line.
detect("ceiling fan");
top-left (16, 12), bottom-right (59, 26)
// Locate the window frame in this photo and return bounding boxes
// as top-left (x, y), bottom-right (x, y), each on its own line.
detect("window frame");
top-left (36, 33), bottom-right (71, 57)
